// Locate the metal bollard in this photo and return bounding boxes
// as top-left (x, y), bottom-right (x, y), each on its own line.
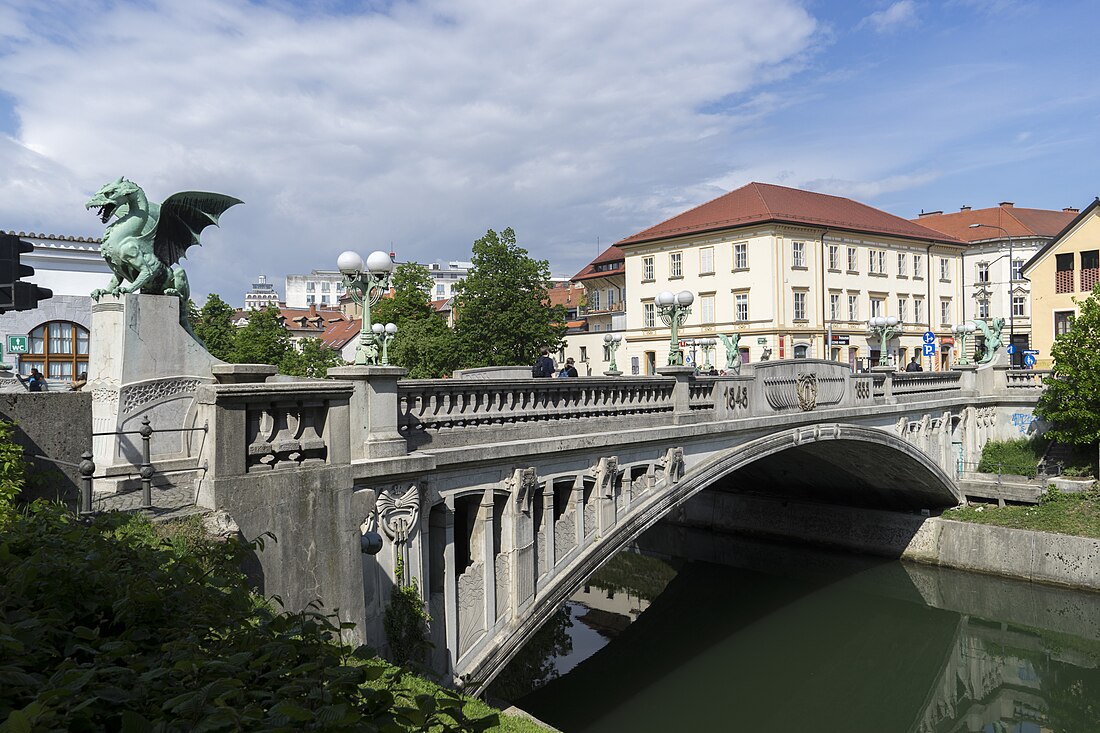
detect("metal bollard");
top-left (139, 416), bottom-right (154, 509)
top-left (79, 451), bottom-right (95, 515)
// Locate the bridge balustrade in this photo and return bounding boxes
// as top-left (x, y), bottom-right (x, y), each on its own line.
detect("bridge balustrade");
top-left (891, 371), bottom-right (963, 396)
top-left (1005, 369), bottom-right (1053, 389)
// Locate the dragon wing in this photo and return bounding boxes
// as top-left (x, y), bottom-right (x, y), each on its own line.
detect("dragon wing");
top-left (154, 192), bottom-right (243, 266)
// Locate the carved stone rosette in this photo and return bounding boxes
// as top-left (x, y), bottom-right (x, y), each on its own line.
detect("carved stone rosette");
top-left (373, 483), bottom-right (421, 584)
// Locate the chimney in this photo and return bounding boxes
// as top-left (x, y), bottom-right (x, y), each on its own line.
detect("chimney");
top-left (1064, 207), bottom-right (1080, 213)
top-left (918, 210), bottom-right (943, 217)
top-left (959, 205), bottom-right (971, 211)
top-left (999, 201), bottom-right (1014, 208)
top-left (308, 303), bottom-right (318, 318)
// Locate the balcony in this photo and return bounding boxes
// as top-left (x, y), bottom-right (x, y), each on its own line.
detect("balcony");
top-left (580, 302), bottom-right (625, 316)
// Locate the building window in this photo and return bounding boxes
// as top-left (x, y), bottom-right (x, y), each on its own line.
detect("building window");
top-left (642, 256), bottom-right (654, 281)
top-left (940, 299), bottom-right (952, 326)
top-left (21, 321), bottom-right (90, 380)
top-left (606, 288), bottom-right (616, 308)
top-left (306, 282), bottom-right (315, 292)
top-left (829, 293), bottom-right (840, 321)
top-left (735, 293), bottom-right (749, 322)
top-left (321, 295), bottom-right (329, 304)
top-left (870, 297), bottom-right (883, 318)
top-left (939, 257), bottom-right (950, 281)
top-left (1011, 258), bottom-right (1023, 282)
top-left (913, 254), bottom-right (924, 279)
top-left (793, 291), bottom-right (807, 320)
top-left (436, 284), bottom-right (445, 296)
top-left (734, 242), bottom-right (748, 270)
top-left (914, 297), bottom-right (925, 324)
top-left (700, 246), bottom-right (714, 275)
top-left (847, 294), bottom-right (858, 321)
top-left (847, 247), bottom-right (858, 272)
top-left (669, 252), bottom-right (683, 278)
top-left (1081, 250), bottom-right (1099, 292)
top-left (897, 297), bottom-right (907, 322)
top-left (579, 346), bottom-right (587, 362)
top-left (792, 241), bottom-right (805, 268)
top-left (1055, 310), bottom-right (1074, 336)
top-left (977, 262), bottom-right (990, 283)
top-left (978, 299), bottom-right (989, 319)
top-left (1056, 253), bottom-right (1075, 293)
top-left (643, 302), bottom-right (655, 328)
top-left (897, 253), bottom-right (907, 277)
top-left (590, 289), bottom-right (601, 311)
top-left (1012, 295), bottom-right (1026, 317)
top-left (306, 294), bottom-right (315, 304)
top-left (869, 250), bottom-right (886, 274)
top-left (828, 245), bottom-right (839, 270)
top-left (321, 282), bottom-right (331, 292)
top-left (700, 293), bottom-right (715, 323)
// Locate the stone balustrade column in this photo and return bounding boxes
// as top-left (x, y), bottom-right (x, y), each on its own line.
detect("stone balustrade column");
top-left (480, 487), bottom-right (497, 629)
top-left (329, 365), bottom-right (408, 460)
top-left (656, 365), bottom-right (695, 424)
top-left (871, 365), bottom-right (894, 403)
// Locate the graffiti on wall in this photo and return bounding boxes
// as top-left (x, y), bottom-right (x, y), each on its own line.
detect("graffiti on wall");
top-left (1011, 413), bottom-right (1037, 434)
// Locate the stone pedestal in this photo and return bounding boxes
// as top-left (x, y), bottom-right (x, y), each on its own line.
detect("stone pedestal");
top-left (656, 365), bottom-right (695, 422)
top-left (89, 294), bottom-right (221, 490)
top-left (328, 365), bottom-right (408, 459)
top-left (603, 370), bottom-right (623, 377)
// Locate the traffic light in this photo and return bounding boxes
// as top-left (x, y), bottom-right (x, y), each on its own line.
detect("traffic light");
top-left (0, 233), bottom-right (52, 313)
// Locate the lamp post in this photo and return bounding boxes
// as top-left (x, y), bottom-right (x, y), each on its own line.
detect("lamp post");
top-left (338, 249), bottom-right (395, 366)
top-left (655, 290), bottom-right (693, 366)
top-left (700, 338), bottom-right (716, 371)
top-left (952, 321), bottom-right (978, 365)
top-left (603, 333), bottom-right (623, 373)
top-left (867, 316), bottom-right (902, 367)
top-left (969, 222), bottom-right (1015, 365)
top-left (372, 322), bottom-right (397, 365)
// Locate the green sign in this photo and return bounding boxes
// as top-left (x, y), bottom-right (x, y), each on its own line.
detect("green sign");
top-left (757, 337), bottom-right (767, 345)
top-left (6, 335), bottom-right (28, 354)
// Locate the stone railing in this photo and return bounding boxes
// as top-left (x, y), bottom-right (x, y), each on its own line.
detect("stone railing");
top-left (892, 371), bottom-right (963, 395)
top-left (1005, 369), bottom-right (1053, 389)
top-left (398, 377), bottom-right (676, 449)
top-left (688, 377), bottom-right (718, 411)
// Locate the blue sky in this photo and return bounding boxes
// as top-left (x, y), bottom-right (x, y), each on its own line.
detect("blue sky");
top-left (0, 0), bottom-right (1097, 302)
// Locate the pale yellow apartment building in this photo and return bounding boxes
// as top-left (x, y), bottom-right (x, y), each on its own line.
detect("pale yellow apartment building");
top-left (567, 182), bottom-right (972, 374)
top-left (1022, 198), bottom-right (1100, 370)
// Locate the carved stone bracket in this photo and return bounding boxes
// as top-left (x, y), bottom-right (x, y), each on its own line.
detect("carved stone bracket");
top-left (375, 484), bottom-right (421, 544)
top-left (506, 467), bottom-right (539, 512)
top-left (657, 447), bottom-right (685, 485)
top-left (591, 456), bottom-right (620, 498)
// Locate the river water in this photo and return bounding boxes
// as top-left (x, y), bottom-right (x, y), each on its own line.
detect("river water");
top-left (490, 528), bottom-right (1100, 732)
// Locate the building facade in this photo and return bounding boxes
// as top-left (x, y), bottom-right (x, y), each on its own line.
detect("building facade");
top-left (285, 270), bottom-right (346, 308)
top-left (243, 274), bottom-right (281, 310)
top-left (1022, 199), bottom-right (1100, 370)
top-left (427, 261), bottom-right (472, 299)
top-left (606, 183), bottom-right (969, 374)
top-left (0, 231), bottom-right (112, 382)
top-left (566, 246), bottom-right (627, 374)
top-left (911, 202), bottom-right (1078, 367)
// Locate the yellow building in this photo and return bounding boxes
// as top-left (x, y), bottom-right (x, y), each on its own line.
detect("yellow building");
top-left (1021, 198), bottom-right (1100, 370)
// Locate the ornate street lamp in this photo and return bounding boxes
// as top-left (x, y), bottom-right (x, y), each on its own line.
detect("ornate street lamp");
top-left (969, 222), bottom-right (1016, 365)
top-left (656, 290), bottom-right (693, 366)
top-left (700, 337), bottom-right (717, 371)
top-left (867, 315), bottom-right (902, 367)
top-left (372, 322), bottom-right (398, 365)
top-left (338, 250), bottom-right (395, 366)
top-left (603, 333), bottom-right (623, 373)
top-left (952, 321), bottom-right (978, 365)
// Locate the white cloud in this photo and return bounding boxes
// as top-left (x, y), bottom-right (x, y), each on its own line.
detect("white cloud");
top-left (858, 1), bottom-right (919, 34)
top-left (0, 0), bottom-right (820, 299)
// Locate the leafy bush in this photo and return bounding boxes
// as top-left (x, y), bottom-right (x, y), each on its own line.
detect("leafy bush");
top-left (976, 437), bottom-right (1048, 477)
top-left (0, 420), bottom-right (26, 513)
top-left (384, 560), bottom-right (432, 668)
top-left (0, 504), bottom-right (498, 732)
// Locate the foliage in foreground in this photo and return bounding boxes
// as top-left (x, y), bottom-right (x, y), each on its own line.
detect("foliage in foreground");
top-left (943, 485), bottom-right (1100, 539)
top-left (976, 437), bottom-right (1049, 477)
top-left (1036, 284), bottom-right (1100, 445)
top-left (0, 504), bottom-right (499, 732)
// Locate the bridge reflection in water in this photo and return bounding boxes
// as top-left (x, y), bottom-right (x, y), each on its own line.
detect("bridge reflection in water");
top-left (502, 529), bottom-right (1100, 733)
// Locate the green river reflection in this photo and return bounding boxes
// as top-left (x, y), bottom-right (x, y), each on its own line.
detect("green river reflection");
top-left (496, 531), bottom-right (1100, 733)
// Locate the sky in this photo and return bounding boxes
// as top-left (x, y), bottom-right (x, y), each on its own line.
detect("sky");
top-left (1, 0), bottom-right (1098, 304)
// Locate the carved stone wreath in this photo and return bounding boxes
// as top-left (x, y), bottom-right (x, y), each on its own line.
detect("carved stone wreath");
top-left (796, 373), bottom-right (818, 411)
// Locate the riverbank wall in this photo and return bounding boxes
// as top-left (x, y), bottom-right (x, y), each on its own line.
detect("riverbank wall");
top-left (670, 492), bottom-right (1100, 592)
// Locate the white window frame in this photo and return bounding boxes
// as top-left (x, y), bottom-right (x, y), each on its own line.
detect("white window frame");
top-left (699, 246), bottom-right (714, 275)
top-left (734, 242), bottom-right (748, 270)
top-left (828, 245), bottom-right (839, 270)
top-left (847, 247), bottom-right (858, 272)
top-left (829, 293), bottom-right (840, 320)
top-left (643, 302), bottom-right (655, 328)
top-left (700, 293), bottom-right (715, 323)
top-left (735, 293), bottom-right (749, 322)
top-left (793, 291), bottom-right (807, 320)
top-left (847, 294), bottom-right (859, 321)
top-left (1011, 259), bottom-right (1024, 281)
top-left (870, 297), bottom-right (884, 319)
top-left (1012, 295), bottom-right (1026, 317)
top-left (642, 256), bottom-right (654, 281)
top-left (792, 241), bottom-right (805, 268)
top-left (914, 297), bottom-right (925, 324)
top-left (939, 257), bottom-right (950, 281)
top-left (977, 262), bottom-right (990, 283)
top-left (940, 299), bottom-right (952, 325)
top-left (978, 299), bottom-right (990, 319)
top-left (897, 253), bottom-right (907, 277)
top-left (913, 254), bottom-right (924, 279)
top-left (670, 252), bottom-right (683, 278)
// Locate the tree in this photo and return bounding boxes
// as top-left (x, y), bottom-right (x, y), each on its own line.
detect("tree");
top-left (373, 263), bottom-right (437, 325)
top-left (453, 228), bottom-right (567, 367)
top-left (373, 263), bottom-right (460, 378)
top-left (280, 337), bottom-right (347, 378)
top-left (1035, 284), bottom-right (1100, 444)
top-left (229, 305), bottom-right (292, 366)
top-left (193, 293), bottom-right (237, 361)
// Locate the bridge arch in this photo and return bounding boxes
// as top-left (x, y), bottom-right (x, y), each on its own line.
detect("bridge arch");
top-left (461, 423), bottom-right (962, 692)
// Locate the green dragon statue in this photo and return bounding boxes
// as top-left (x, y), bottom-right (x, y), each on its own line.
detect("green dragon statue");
top-left (717, 333), bottom-right (741, 373)
top-left (86, 177), bottom-right (242, 336)
top-left (972, 317), bottom-right (1005, 365)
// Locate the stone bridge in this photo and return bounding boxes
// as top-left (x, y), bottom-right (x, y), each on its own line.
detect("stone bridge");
top-left (84, 296), bottom-right (1050, 694)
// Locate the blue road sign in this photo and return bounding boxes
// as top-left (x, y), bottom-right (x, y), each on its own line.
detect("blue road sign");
top-left (1024, 349), bottom-right (1040, 355)
top-left (1006, 344), bottom-right (1016, 355)
top-left (922, 343), bottom-right (936, 357)
top-left (922, 331), bottom-right (936, 345)
top-left (1024, 353), bottom-right (1037, 367)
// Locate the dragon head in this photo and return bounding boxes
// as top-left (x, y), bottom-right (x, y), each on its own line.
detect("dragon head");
top-left (85, 177), bottom-right (142, 224)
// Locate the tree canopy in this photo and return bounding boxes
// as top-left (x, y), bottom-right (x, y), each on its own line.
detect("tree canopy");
top-left (1035, 284), bottom-right (1100, 444)
top-left (229, 305), bottom-right (293, 366)
top-left (453, 228), bottom-right (567, 367)
top-left (192, 293), bottom-right (237, 361)
top-left (374, 263), bottom-right (459, 378)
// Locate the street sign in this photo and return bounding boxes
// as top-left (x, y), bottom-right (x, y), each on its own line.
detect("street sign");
top-left (678, 340), bottom-right (686, 348)
top-left (922, 343), bottom-right (936, 357)
top-left (1024, 349), bottom-right (1040, 355)
top-left (1024, 353), bottom-right (1037, 367)
top-left (1006, 344), bottom-right (1016, 355)
top-left (922, 331), bottom-right (936, 345)
top-left (829, 335), bottom-right (850, 345)
top-left (757, 337), bottom-right (767, 345)
top-left (6, 335), bottom-right (27, 354)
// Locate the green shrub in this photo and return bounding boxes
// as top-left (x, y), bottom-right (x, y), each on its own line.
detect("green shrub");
top-left (384, 559), bottom-right (432, 668)
top-left (977, 437), bottom-right (1048, 477)
top-left (0, 420), bottom-right (26, 513)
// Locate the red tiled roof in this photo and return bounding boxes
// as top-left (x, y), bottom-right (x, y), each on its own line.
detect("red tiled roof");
top-left (572, 245), bottom-right (625, 282)
top-left (616, 182), bottom-right (964, 247)
top-left (320, 318), bottom-right (361, 349)
top-left (546, 282), bottom-right (585, 308)
top-left (910, 204), bottom-right (1078, 242)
